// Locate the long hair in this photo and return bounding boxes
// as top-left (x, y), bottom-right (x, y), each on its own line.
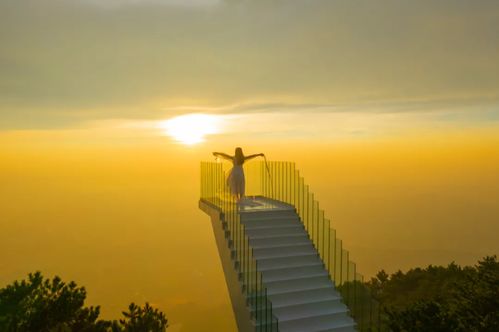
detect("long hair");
top-left (234, 147), bottom-right (244, 165)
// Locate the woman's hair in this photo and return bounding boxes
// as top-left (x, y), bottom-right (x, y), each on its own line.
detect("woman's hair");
top-left (234, 147), bottom-right (244, 164)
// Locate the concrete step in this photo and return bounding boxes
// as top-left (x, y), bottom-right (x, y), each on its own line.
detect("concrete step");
top-left (240, 209), bottom-right (297, 221)
top-left (250, 298), bottom-right (347, 321)
top-left (269, 287), bottom-right (342, 308)
top-left (242, 217), bottom-right (302, 229)
top-left (274, 299), bottom-right (349, 322)
top-left (253, 243), bottom-right (315, 258)
top-left (253, 246), bottom-right (317, 260)
top-left (243, 221), bottom-right (306, 234)
top-left (258, 254), bottom-right (321, 270)
top-left (245, 224), bottom-right (305, 238)
top-left (266, 275), bottom-right (333, 295)
top-left (253, 320), bottom-right (279, 331)
top-left (217, 201), bottom-right (358, 331)
top-left (277, 312), bottom-right (356, 332)
top-left (241, 214), bottom-right (299, 223)
top-left (262, 264), bottom-right (328, 283)
top-left (250, 234), bottom-right (310, 247)
top-left (318, 327), bottom-right (357, 332)
top-left (250, 229), bottom-right (308, 240)
top-left (251, 240), bottom-right (312, 250)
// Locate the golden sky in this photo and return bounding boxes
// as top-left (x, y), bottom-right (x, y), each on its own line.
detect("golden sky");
top-left (1, 1), bottom-right (499, 331)
top-left (1, 0), bottom-right (499, 128)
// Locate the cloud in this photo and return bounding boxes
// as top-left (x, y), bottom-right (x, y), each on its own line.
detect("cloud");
top-left (162, 95), bottom-right (499, 117)
top-left (1, 0), bottom-right (499, 129)
top-left (79, 0), bottom-right (222, 9)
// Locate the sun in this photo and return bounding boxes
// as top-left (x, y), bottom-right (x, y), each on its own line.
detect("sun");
top-left (159, 113), bottom-right (221, 145)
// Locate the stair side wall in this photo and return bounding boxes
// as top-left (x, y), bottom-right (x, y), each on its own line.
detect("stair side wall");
top-left (199, 200), bottom-right (255, 332)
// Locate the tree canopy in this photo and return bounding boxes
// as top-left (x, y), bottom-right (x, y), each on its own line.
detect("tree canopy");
top-left (0, 272), bottom-right (168, 332)
top-left (368, 256), bottom-right (499, 332)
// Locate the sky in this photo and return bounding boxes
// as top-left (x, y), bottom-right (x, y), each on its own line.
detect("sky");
top-left (1, 0), bottom-right (499, 128)
top-left (1, 1), bottom-right (499, 331)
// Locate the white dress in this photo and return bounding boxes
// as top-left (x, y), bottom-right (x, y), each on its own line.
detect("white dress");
top-left (227, 161), bottom-right (245, 196)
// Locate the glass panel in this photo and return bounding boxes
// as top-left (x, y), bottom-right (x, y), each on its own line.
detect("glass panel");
top-left (325, 219), bottom-right (331, 271)
top-left (336, 239), bottom-right (343, 284)
top-left (200, 161), bottom-right (381, 331)
top-left (319, 210), bottom-right (325, 260)
top-left (330, 228), bottom-right (336, 281)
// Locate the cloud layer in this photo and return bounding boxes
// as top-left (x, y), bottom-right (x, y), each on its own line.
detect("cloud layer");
top-left (1, 0), bottom-right (499, 128)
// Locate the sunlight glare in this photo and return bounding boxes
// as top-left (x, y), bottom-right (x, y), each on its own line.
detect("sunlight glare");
top-left (159, 113), bottom-right (221, 145)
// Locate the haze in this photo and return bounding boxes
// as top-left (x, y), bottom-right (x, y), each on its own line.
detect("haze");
top-left (1, 1), bottom-right (498, 331)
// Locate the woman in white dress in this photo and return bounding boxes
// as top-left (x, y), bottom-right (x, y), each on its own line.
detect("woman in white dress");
top-left (213, 147), bottom-right (264, 201)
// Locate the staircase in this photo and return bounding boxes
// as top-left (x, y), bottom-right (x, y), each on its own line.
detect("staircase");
top-left (242, 208), bottom-right (356, 332)
top-left (200, 161), bottom-right (381, 332)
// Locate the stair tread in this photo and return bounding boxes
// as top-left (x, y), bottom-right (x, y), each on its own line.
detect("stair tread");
top-left (257, 253), bottom-right (321, 268)
top-left (266, 276), bottom-right (333, 295)
top-left (255, 250), bottom-right (318, 260)
top-left (246, 227), bottom-right (305, 237)
top-left (242, 214), bottom-right (299, 221)
top-left (317, 327), bottom-right (357, 332)
top-left (252, 241), bottom-right (313, 250)
top-left (244, 223), bottom-right (303, 231)
top-left (278, 312), bottom-right (356, 332)
top-left (250, 234), bottom-right (309, 244)
top-left (269, 287), bottom-right (342, 307)
top-left (266, 272), bottom-right (330, 284)
top-left (273, 296), bottom-right (343, 309)
top-left (250, 296), bottom-right (343, 311)
top-left (208, 201), bottom-right (360, 331)
top-left (275, 302), bottom-right (349, 322)
top-left (254, 241), bottom-right (312, 249)
top-left (248, 232), bottom-right (308, 240)
top-left (263, 268), bottom-right (329, 283)
top-left (259, 260), bottom-right (323, 272)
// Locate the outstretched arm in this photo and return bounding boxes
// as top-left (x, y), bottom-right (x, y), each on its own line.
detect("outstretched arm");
top-left (244, 153), bottom-right (264, 161)
top-left (213, 152), bottom-right (233, 161)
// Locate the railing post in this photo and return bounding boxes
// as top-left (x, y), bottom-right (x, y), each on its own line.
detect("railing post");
top-left (321, 211), bottom-right (325, 263)
top-left (292, 167), bottom-right (296, 208)
top-left (265, 287), bottom-right (269, 332)
top-left (339, 240), bottom-right (343, 285)
top-left (311, 196), bottom-right (315, 246)
top-left (286, 162), bottom-right (291, 204)
top-left (245, 239), bottom-right (251, 296)
top-left (254, 259), bottom-right (261, 326)
top-left (327, 222), bottom-right (331, 272)
top-left (281, 162), bottom-right (284, 202)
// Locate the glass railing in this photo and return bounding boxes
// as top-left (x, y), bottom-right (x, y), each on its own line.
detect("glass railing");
top-left (200, 162), bottom-right (279, 332)
top-left (201, 160), bottom-right (383, 331)
top-left (248, 160), bottom-right (383, 331)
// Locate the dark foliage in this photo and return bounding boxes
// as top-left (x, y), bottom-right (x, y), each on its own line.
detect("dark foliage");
top-left (386, 299), bottom-right (460, 332)
top-left (0, 272), bottom-right (168, 332)
top-left (368, 256), bottom-right (499, 332)
top-left (114, 303), bottom-right (168, 332)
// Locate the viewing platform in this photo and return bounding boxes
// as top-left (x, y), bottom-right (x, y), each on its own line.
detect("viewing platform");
top-left (207, 196), bottom-right (294, 212)
top-left (200, 161), bottom-right (381, 332)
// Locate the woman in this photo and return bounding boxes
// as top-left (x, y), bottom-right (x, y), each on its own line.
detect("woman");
top-left (213, 147), bottom-right (264, 201)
